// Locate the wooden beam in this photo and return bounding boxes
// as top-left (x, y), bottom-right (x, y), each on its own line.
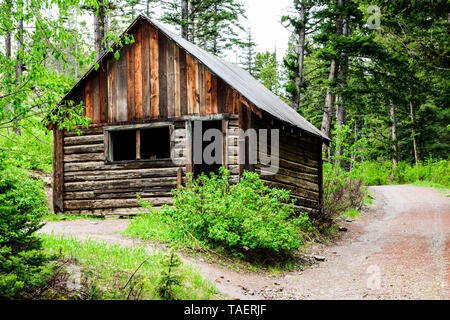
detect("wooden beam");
top-left (53, 128), bottom-right (64, 213)
top-left (136, 129), bottom-right (141, 160)
top-left (134, 26), bottom-right (143, 120)
top-left (150, 25), bottom-right (159, 118)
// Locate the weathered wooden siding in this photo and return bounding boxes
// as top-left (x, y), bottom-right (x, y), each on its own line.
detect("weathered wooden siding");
top-left (61, 124), bottom-right (186, 216)
top-left (251, 113), bottom-right (322, 216)
top-left (64, 22), bottom-right (242, 125)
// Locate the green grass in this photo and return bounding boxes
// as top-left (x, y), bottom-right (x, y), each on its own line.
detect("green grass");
top-left (341, 208), bottom-right (360, 219)
top-left (124, 212), bottom-right (307, 274)
top-left (41, 234), bottom-right (219, 300)
top-left (42, 214), bottom-right (107, 222)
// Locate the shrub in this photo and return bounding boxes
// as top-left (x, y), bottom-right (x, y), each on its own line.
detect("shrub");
top-left (322, 163), bottom-right (365, 223)
top-left (140, 168), bottom-right (312, 255)
top-left (352, 158), bottom-right (449, 187)
top-left (0, 164), bottom-right (53, 299)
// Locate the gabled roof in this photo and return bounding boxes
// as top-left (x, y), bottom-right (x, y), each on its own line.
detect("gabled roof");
top-left (62, 15), bottom-right (330, 142)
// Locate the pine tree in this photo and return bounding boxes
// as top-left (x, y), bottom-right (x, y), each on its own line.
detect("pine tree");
top-left (240, 28), bottom-right (257, 75)
top-left (161, 0), bottom-right (246, 56)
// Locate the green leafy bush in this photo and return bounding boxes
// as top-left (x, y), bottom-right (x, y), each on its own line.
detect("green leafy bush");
top-left (323, 163), bottom-right (365, 223)
top-left (353, 158), bottom-right (449, 187)
top-left (0, 164), bottom-right (53, 299)
top-left (138, 168), bottom-right (311, 255)
top-left (0, 121), bottom-right (53, 173)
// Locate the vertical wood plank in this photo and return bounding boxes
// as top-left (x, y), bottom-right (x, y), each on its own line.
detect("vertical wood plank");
top-left (91, 74), bottom-right (100, 123)
top-left (142, 23), bottom-right (151, 119)
top-left (205, 71), bottom-right (212, 114)
top-left (52, 128), bottom-right (64, 213)
top-left (186, 54), bottom-right (198, 114)
top-left (136, 130), bottom-right (141, 160)
top-left (107, 59), bottom-right (116, 123)
top-left (99, 65), bottom-right (108, 123)
top-left (85, 78), bottom-right (93, 121)
top-left (167, 38), bottom-right (175, 118)
top-left (185, 121), bottom-right (192, 173)
top-left (134, 26), bottom-right (143, 120)
top-left (238, 102), bottom-right (246, 176)
top-left (158, 33), bottom-right (168, 119)
top-left (174, 43), bottom-right (181, 117)
top-left (179, 48), bottom-right (188, 116)
top-left (217, 78), bottom-right (226, 114)
top-left (116, 50), bottom-right (128, 122)
top-left (150, 25), bottom-right (159, 119)
top-left (198, 65), bottom-right (206, 115)
top-left (211, 75), bottom-right (218, 114)
top-left (233, 90), bottom-right (239, 115)
top-left (126, 42), bottom-right (135, 121)
top-left (225, 87), bottom-right (233, 114)
top-left (222, 120), bottom-right (228, 169)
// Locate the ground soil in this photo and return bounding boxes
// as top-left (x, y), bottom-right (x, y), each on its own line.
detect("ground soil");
top-left (38, 185), bottom-right (450, 300)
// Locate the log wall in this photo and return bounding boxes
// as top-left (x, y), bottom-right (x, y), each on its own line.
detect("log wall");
top-left (251, 113), bottom-right (323, 216)
top-left (61, 124), bottom-right (185, 216)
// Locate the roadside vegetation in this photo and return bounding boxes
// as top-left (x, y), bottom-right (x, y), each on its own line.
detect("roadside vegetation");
top-left (0, 136), bottom-right (217, 300)
top-left (126, 168), bottom-right (314, 270)
top-left (41, 235), bottom-right (218, 300)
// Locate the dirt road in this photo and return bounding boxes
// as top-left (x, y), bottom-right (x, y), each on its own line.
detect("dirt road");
top-left (39, 185), bottom-right (450, 300)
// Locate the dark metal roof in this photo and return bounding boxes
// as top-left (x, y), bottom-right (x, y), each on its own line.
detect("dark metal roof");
top-left (62, 15), bottom-right (330, 142)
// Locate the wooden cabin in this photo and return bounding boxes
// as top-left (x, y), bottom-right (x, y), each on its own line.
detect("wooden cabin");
top-left (53, 15), bottom-right (330, 218)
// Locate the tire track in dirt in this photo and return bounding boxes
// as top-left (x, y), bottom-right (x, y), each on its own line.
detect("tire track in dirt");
top-left (38, 185), bottom-right (450, 300)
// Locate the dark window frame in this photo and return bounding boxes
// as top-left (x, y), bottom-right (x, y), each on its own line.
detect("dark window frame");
top-left (104, 123), bottom-right (173, 164)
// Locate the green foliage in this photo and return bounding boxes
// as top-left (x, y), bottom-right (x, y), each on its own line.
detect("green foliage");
top-left (0, 120), bottom-right (53, 173)
top-left (161, 0), bottom-right (246, 56)
top-left (322, 123), bottom-right (367, 222)
top-left (155, 250), bottom-right (184, 300)
top-left (42, 235), bottom-right (217, 300)
top-left (323, 162), bottom-right (365, 223)
top-left (253, 51), bottom-right (282, 96)
top-left (0, 164), bottom-right (53, 299)
top-left (354, 158), bottom-right (450, 188)
top-left (133, 168), bottom-right (312, 255)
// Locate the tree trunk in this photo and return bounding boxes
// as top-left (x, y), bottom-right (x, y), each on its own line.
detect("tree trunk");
top-left (13, 15), bottom-right (24, 135)
top-left (336, 14), bottom-right (349, 128)
top-left (294, 2), bottom-right (306, 110)
top-left (146, 0), bottom-right (151, 16)
top-left (409, 89), bottom-right (419, 167)
top-left (181, 0), bottom-right (189, 40)
top-left (94, 0), bottom-right (107, 59)
top-left (335, 12), bottom-right (349, 167)
top-left (390, 100), bottom-right (399, 166)
top-left (321, 0), bottom-right (344, 159)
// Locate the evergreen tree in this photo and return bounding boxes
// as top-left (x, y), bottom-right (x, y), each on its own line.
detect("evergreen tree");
top-left (253, 51), bottom-right (281, 96)
top-left (161, 0), bottom-right (246, 56)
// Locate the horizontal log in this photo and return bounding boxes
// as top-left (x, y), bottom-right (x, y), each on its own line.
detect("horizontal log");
top-left (64, 127), bottom-right (104, 137)
top-left (64, 160), bottom-right (182, 172)
top-left (293, 205), bottom-right (318, 215)
top-left (64, 190), bottom-right (173, 200)
top-left (289, 194), bottom-right (318, 209)
top-left (64, 144), bottom-right (104, 155)
top-left (64, 134), bottom-right (104, 146)
top-left (64, 177), bottom-right (178, 192)
top-left (260, 179), bottom-right (319, 201)
top-left (64, 167), bottom-right (181, 182)
top-left (64, 153), bottom-right (105, 162)
top-left (64, 197), bottom-right (173, 210)
top-left (256, 169), bottom-right (319, 192)
top-left (258, 151), bottom-right (318, 174)
top-left (227, 164), bottom-right (239, 175)
top-left (63, 207), bottom-right (148, 217)
top-left (255, 164), bottom-right (318, 184)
